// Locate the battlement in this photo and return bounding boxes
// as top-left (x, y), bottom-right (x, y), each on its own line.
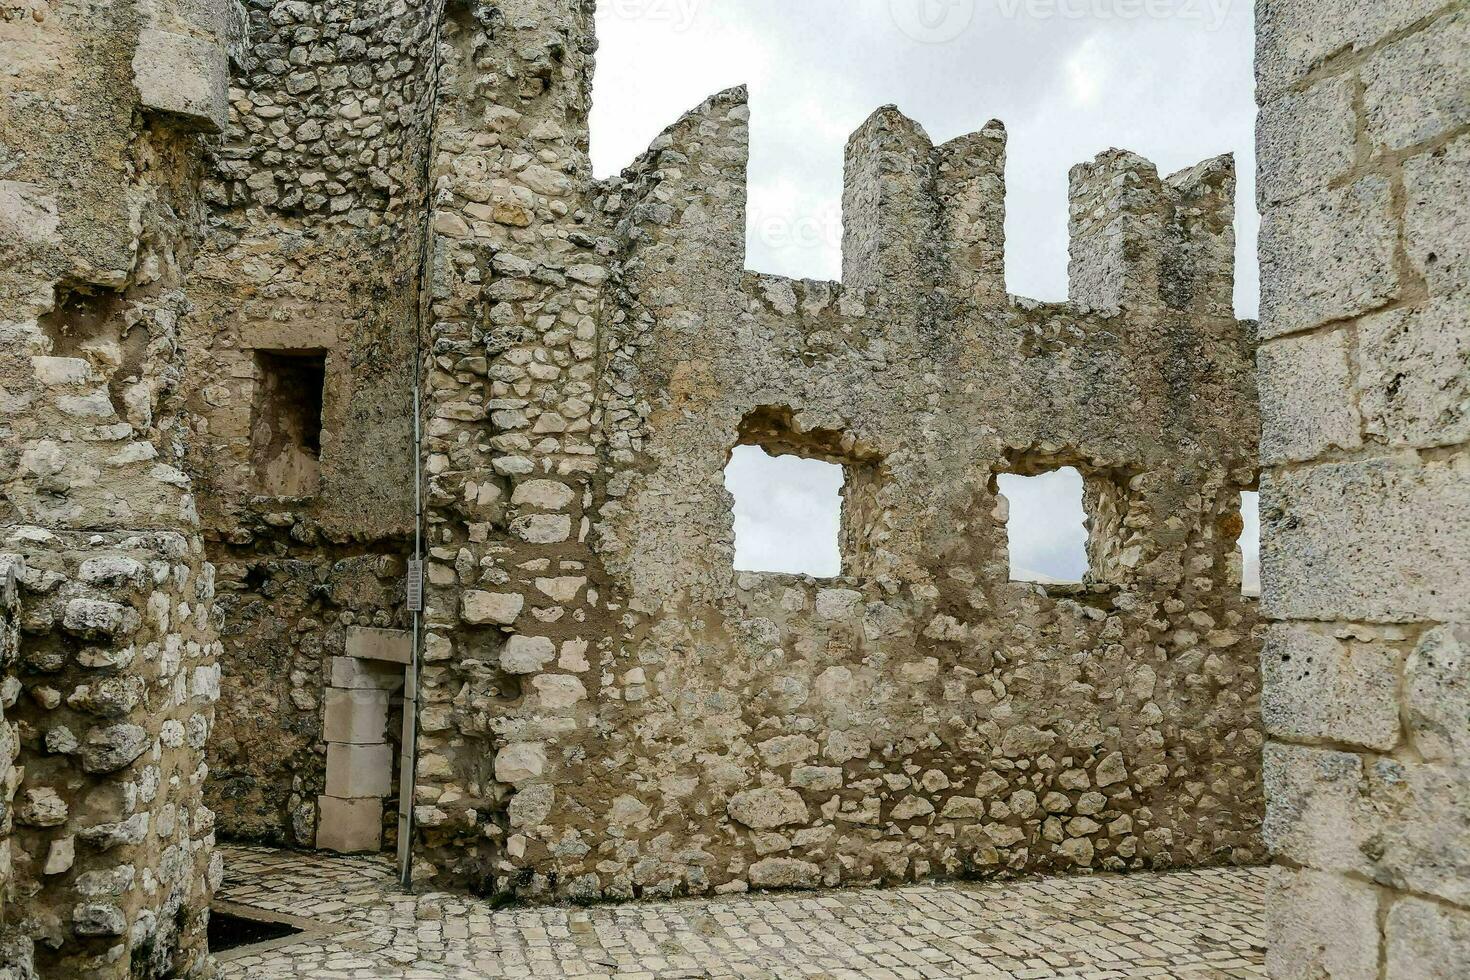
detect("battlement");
top-left (614, 89), bottom-right (1236, 320)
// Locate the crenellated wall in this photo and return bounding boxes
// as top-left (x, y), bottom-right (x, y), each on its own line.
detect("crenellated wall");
top-left (1256, 0), bottom-right (1470, 975)
top-left (410, 0), bottom-right (1264, 900)
top-left (0, 0), bottom-right (237, 974)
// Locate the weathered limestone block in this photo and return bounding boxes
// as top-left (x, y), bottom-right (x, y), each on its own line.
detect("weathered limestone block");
top-left (1255, 0), bottom-right (1448, 98)
top-left (461, 591), bottom-right (524, 627)
top-left (494, 743), bottom-right (547, 787)
top-left (501, 635), bottom-right (555, 674)
top-left (1263, 743), bottom-right (1371, 874)
top-left (316, 796), bottom-right (381, 854)
top-left (748, 857), bottom-right (821, 890)
top-left (132, 28), bottom-right (229, 132)
top-left (346, 626), bottom-right (412, 664)
top-left (1402, 136), bottom-right (1469, 298)
top-left (1260, 625), bottom-right (1401, 751)
top-left (80, 724), bottom-right (151, 774)
top-left (1257, 330), bottom-right (1362, 464)
top-left (1404, 624), bottom-right (1470, 765)
top-left (1258, 177), bottom-right (1398, 338)
top-left (1361, 9), bottom-right (1469, 151)
top-left (727, 789), bottom-right (809, 830)
top-left (1386, 897), bottom-right (1470, 979)
top-left (1358, 299), bottom-right (1470, 449)
top-left (1266, 867), bottom-right (1381, 980)
top-left (1256, 77), bottom-right (1356, 207)
top-left (325, 743), bottom-right (394, 799)
top-left (1263, 455), bottom-right (1470, 623)
top-left (322, 689), bottom-right (389, 744)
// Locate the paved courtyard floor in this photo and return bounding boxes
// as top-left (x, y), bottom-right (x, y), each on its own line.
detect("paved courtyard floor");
top-left (213, 845), bottom-right (1269, 979)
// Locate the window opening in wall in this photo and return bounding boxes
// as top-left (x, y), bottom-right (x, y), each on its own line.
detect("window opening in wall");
top-left (998, 467), bottom-right (1089, 584)
top-left (251, 350), bottom-right (327, 497)
top-left (725, 445), bottom-right (844, 577)
top-left (1239, 490), bottom-right (1261, 597)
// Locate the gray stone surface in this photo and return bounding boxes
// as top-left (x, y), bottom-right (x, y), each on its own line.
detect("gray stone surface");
top-left (1386, 897), bottom-right (1470, 979)
top-left (1405, 624), bottom-right (1470, 766)
top-left (214, 844), bottom-right (1272, 978)
top-left (1403, 136), bottom-right (1470, 299)
top-left (1262, 455), bottom-right (1470, 623)
top-left (1265, 867), bottom-right (1380, 980)
top-left (1359, 298), bottom-right (1470, 448)
top-left (1258, 177), bottom-right (1399, 339)
top-left (1260, 625), bottom-right (1401, 751)
top-left (1257, 329), bottom-right (1362, 464)
top-left (1361, 8), bottom-right (1470, 151)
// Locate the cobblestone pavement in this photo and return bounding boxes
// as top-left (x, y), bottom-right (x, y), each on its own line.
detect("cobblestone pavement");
top-left (213, 846), bottom-right (1269, 979)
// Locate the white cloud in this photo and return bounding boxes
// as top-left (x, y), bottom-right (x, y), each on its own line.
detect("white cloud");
top-left (997, 469), bottom-right (1089, 582)
top-left (726, 447), bottom-right (844, 577)
top-left (1065, 36), bottom-right (1107, 106)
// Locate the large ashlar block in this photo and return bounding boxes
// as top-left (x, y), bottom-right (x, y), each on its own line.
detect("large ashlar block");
top-left (325, 743), bottom-right (394, 799)
top-left (1263, 743), bottom-right (1370, 874)
top-left (323, 688), bottom-right (389, 745)
top-left (316, 796), bottom-right (381, 854)
top-left (1255, 0), bottom-right (1448, 99)
top-left (346, 626), bottom-right (412, 664)
top-left (1387, 897), bottom-right (1470, 978)
top-left (1262, 454), bottom-right (1470, 623)
top-left (1261, 625), bottom-right (1401, 751)
top-left (1256, 77), bottom-right (1356, 208)
top-left (1358, 298), bottom-right (1470, 448)
top-left (329, 656), bottom-right (404, 692)
top-left (1404, 624), bottom-right (1470, 766)
top-left (1257, 329), bottom-right (1362, 464)
top-left (1258, 176), bottom-right (1398, 338)
top-left (1266, 867), bottom-right (1381, 980)
top-left (1362, 9), bottom-right (1470, 151)
top-left (1403, 136), bottom-right (1469, 299)
top-left (132, 28), bottom-right (229, 132)
top-left (1265, 743), bottom-right (1470, 907)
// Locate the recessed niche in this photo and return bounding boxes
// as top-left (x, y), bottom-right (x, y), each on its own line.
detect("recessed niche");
top-left (250, 350), bottom-right (327, 497)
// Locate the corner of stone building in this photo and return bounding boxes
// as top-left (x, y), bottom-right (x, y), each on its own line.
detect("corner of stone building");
top-left (1256, 0), bottom-right (1470, 975)
top-left (1, 0), bottom-right (237, 974)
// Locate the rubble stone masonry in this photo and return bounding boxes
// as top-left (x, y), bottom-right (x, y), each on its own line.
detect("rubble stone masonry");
top-left (25, 0), bottom-right (1461, 973)
top-left (411, 0), bottom-right (1265, 900)
top-left (1256, 0), bottom-right (1470, 975)
top-left (1, 0), bottom-right (239, 975)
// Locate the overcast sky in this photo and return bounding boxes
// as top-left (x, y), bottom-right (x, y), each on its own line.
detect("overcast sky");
top-left (590, 0), bottom-right (1260, 584)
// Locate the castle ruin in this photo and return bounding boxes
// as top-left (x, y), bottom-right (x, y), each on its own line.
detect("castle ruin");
top-left (0, 0), bottom-right (1463, 976)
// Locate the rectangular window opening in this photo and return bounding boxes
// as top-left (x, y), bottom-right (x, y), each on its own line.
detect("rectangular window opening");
top-left (251, 350), bottom-right (326, 497)
top-left (726, 445), bottom-right (845, 578)
top-left (1239, 490), bottom-right (1261, 598)
top-left (997, 467), bottom-right (1090, 585)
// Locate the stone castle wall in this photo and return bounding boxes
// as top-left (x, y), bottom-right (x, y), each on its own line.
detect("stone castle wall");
top-left (182, 0), bottom-right (437, 848)
top-left (1256, 0), bottom-right (1470, 975)
top-left (1, 0), bottom-right (238, 974)
top-left (409, 0), bottom-right (1265, 899)
top-left (0, 0), bottom-right (1324, 972)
